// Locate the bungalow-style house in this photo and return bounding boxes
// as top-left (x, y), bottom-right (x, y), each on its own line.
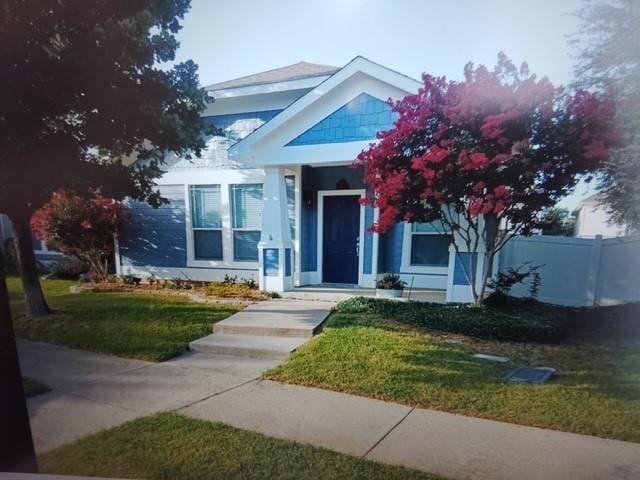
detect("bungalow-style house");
top-left (117, 57), bottom-right (481, 302)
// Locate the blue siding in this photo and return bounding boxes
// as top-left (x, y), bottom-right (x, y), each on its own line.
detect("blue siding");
top-left (264, 249), bottom-right (279, 277)
top-left (285, 248), bottom-right (292, 276)
top-left (120, 185), bottom-right (187, 268)
top-left (454, 253), bottom-right (477, 285)
top-left (300, 166), bottom-right (366, 272)
top-left (164, 110), bottom-right (281, 170)
top-left (383, 223), bottom-right (404, 273)
top-left (287, 93), bottom-right (397, 146)
top-left (363, 205), bottom-right (374, 274)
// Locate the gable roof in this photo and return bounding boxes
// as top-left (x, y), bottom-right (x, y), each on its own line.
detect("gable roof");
top-left (228, 56), bottom-right (422, 163)
top-left (205, 62), bottom-right (339, 92)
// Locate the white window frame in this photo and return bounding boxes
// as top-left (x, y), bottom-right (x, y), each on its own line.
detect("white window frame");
top-left (400, 222), bottom-right (451, 275)
top-left (187, 184), bottom-right (224, 263)
top-left (229, 183), bottom-right (263, 263)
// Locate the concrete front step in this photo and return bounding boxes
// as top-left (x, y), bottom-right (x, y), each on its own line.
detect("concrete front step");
top-left (211, 299), bottom-right (333, 338)
top-left (213, 323), bottom-right (317, 338)
top-left (189, 334), bottom-right (310, 360)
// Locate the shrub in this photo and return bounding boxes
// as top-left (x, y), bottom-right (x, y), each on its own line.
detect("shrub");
top-left (222, 274), bottom-right (238, 285)
top-left (335, 297), bottom-right (568, 342)
top-left (50, 257), bottom-right (89, 280)
top-left (375, 273), bottom-right (407, 290)
top-left (165, 277), bottom-right (192, 290)
top-left (31, 191), bottom-right (128, 282)
top-left (241, 277), bottom-right (258, 289)
top-left (118, 274), bottom-right (141, 286)
top-left (207, 282), bottom-right (262, 299)
top-left (487, 263), bottom-right (543, 299)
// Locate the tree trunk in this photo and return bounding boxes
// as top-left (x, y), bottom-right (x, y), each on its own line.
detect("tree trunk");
top-left (0, 257), bottom-right (39, 472)
top-left (11, 211), bottom-right (50, 317)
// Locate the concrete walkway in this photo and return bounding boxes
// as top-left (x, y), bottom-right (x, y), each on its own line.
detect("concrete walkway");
top-left (19, 340), bottom-right (281, 453)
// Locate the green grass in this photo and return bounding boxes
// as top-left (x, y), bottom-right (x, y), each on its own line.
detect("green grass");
top-left (8, 277), bottom-right (239, 361)
top-left (23, 377), bottom-right (50, 397)
top-left (266, 308), bottom-right (640, 442)
top-left (40, 413), bottom-right (440, 480)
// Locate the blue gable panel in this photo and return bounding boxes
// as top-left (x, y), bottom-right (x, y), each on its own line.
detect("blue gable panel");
top-left (119, 185), bottom-right (187, 268)
top-left (363, 205), bottom-right (374, 275)
top-left (286, 93), bottom-right (397, 146)
top-left (454, 253), bottom-right (477, 285)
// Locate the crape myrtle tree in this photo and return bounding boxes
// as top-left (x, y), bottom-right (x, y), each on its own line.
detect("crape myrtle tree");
top-left (0, 0), bottom-right (209, 472)
top-left (356, 53), bottom-right (617, 306)
top-left (31, 192), bottom-right (130, 282)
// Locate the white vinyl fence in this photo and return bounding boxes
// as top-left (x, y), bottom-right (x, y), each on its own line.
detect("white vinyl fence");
top-left (498, 234), bottom-right (640, 307)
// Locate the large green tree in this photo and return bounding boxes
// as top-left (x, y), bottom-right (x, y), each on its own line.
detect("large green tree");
top-left (574, 0), bottom-right (640, 229)
top-left (0, 0), bottom-right (209, 472)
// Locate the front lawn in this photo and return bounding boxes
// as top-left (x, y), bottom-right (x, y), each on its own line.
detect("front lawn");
top-left (8, 277), bottom-right (239, 361)
top-left (266, 301), bottom-right (640, 442)
top-left (40, 412), bottom-right (440, 480)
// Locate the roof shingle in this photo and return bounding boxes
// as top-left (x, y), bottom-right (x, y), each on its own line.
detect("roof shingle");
top-left (205, 61), bottom-right (339, 92)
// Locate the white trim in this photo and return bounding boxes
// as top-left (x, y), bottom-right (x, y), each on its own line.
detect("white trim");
top-left (317, 189), bottom-right (366, 286)
top-left (119, 264), bottom-right (258, 283)
top-left (114, 232), bottom-right (122, 276)
top-left (371, 207), bottom-right (380, 279)
top-left (294, 166), bottom-right (302, 286)
top-left (400, 222), bottom-right (450, 275)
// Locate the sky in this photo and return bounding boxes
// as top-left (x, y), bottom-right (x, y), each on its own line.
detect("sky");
top-left (173, 0), bottom-right (593, 211)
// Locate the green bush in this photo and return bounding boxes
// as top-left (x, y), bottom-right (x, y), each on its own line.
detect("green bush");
top-left (334, 297), bottom-right (568, 342)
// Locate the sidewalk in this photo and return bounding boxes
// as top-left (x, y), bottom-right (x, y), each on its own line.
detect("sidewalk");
top-left (181, 379), bottom-right (640, 480)
top-left (19, 340), bottom-right (281, 453)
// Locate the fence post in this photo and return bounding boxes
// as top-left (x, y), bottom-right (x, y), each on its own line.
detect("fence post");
top-left (585, 235), bottom-right (603, 307)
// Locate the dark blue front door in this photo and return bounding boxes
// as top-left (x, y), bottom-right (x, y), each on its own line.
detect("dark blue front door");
top-left (323, 195), bottom-right (360, 284)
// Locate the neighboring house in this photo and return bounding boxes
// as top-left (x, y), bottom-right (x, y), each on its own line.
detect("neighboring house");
top-left (573, 194), bottom-right (629, 239)
top-left (0, 213), bottom-right (63, 266)
top-left (116, 57), bottom-right (481, 302)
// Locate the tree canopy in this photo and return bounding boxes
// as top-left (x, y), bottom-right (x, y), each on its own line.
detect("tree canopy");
top-left (0, 0), bottom-right (209, 214)
top-left (356, 53), bottom-right (617, 304)
top-left (574, 0), bottom-right (640, 229)
top-left (0, 1), bottom-right (208, 471)
top-left (0, 0), bottom-right (210, 317)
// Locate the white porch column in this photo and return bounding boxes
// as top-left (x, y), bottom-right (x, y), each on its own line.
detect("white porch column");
top-left (258, 167), bottom-right (294, 292)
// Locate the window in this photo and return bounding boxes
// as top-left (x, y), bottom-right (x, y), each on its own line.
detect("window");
top-left (231, 183), bottom-right (263, 262)
top-left (190, 185), bottom-right (223, 260)
top-left (409, 222), bottom-right (451, 267)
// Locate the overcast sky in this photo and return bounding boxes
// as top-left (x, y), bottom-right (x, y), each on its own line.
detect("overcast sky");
top-left (173, 0), bottom-right (592, 210)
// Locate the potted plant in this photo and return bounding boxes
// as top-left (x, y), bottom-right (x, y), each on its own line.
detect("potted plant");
top-left (375, 273), bottom-right (407, 299)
